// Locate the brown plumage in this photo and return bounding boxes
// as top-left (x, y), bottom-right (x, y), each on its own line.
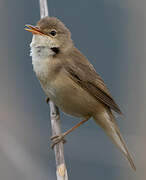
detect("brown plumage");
top-left (63, 47), bottom-right (122, 114)
top-left (25, 17), bottom-right (136, 170)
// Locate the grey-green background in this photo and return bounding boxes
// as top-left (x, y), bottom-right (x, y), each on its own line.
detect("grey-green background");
top-left (0, 0), bottom-right (145, 179)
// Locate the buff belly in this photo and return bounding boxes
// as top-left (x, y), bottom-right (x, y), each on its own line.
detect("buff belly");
top-left (42, 70), bottom-right (103, 118)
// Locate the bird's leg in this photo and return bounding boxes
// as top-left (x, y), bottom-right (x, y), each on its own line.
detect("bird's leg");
top-left (45, 97), bottom-right (50, 104)
top-left (51, 117), bottom-right (90, 148)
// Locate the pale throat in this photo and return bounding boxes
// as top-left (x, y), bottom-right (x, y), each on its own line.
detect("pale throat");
top-left (30, 34), bottom-right (57, 59)
top-left (30, 35), bottom-right (57, 77)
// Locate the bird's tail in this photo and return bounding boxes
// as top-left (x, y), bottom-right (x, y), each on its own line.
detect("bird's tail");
top-left (93, 109), bottom-right (136, 171)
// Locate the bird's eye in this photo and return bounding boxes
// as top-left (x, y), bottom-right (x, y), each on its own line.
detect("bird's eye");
top-left (50, 30), bottom-right (57, 36)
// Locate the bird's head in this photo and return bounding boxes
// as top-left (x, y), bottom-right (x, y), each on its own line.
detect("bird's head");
top-left (25, 17), bottom-right (73, 54)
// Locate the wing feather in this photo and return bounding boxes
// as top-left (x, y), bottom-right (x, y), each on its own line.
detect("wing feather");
top-left (63, 48), bottom-right (122, 114)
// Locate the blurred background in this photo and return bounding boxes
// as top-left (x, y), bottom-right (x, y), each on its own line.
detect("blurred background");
top-left (0, 0), bottom-right (145, 179)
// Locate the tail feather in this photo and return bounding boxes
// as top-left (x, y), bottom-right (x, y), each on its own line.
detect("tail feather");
top-left (93, 109), bottom-right (136, 171)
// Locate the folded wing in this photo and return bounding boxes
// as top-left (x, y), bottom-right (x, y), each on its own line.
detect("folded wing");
top-left (63, 49), bottom-right (122, 114)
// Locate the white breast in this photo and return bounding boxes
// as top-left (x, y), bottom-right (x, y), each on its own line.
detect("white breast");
top-left (31, 46), bottom-right (52, 76)
top-left (30, 35), bottom-right (59, 101)
top-left (30, 35), bottom-right (55, 77)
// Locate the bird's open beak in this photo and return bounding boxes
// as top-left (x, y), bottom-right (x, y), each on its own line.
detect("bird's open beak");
top-left (24, 24), bottom-right (45, 35)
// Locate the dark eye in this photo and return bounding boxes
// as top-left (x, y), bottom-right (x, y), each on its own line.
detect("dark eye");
top-left (50, 30), bottom-right (57, 36)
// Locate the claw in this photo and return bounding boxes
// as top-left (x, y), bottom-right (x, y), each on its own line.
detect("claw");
top-left (50, 134), bottom-right (66, 149)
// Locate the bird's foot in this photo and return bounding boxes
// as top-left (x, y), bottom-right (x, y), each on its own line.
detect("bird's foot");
top-left (50, 134), bottom-right (67, 149)
top-left (46, 97), bottom-right (50, 104)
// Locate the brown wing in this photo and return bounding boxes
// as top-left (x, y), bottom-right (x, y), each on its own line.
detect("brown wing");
top-left (63, 48), bottom-right (122, 114)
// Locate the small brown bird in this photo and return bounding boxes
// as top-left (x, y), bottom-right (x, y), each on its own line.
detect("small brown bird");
top-left (25, 17), bottom-right (136, 170)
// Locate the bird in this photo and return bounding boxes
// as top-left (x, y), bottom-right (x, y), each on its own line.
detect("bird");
top-left (25, 16), bottom-right (136, 170)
